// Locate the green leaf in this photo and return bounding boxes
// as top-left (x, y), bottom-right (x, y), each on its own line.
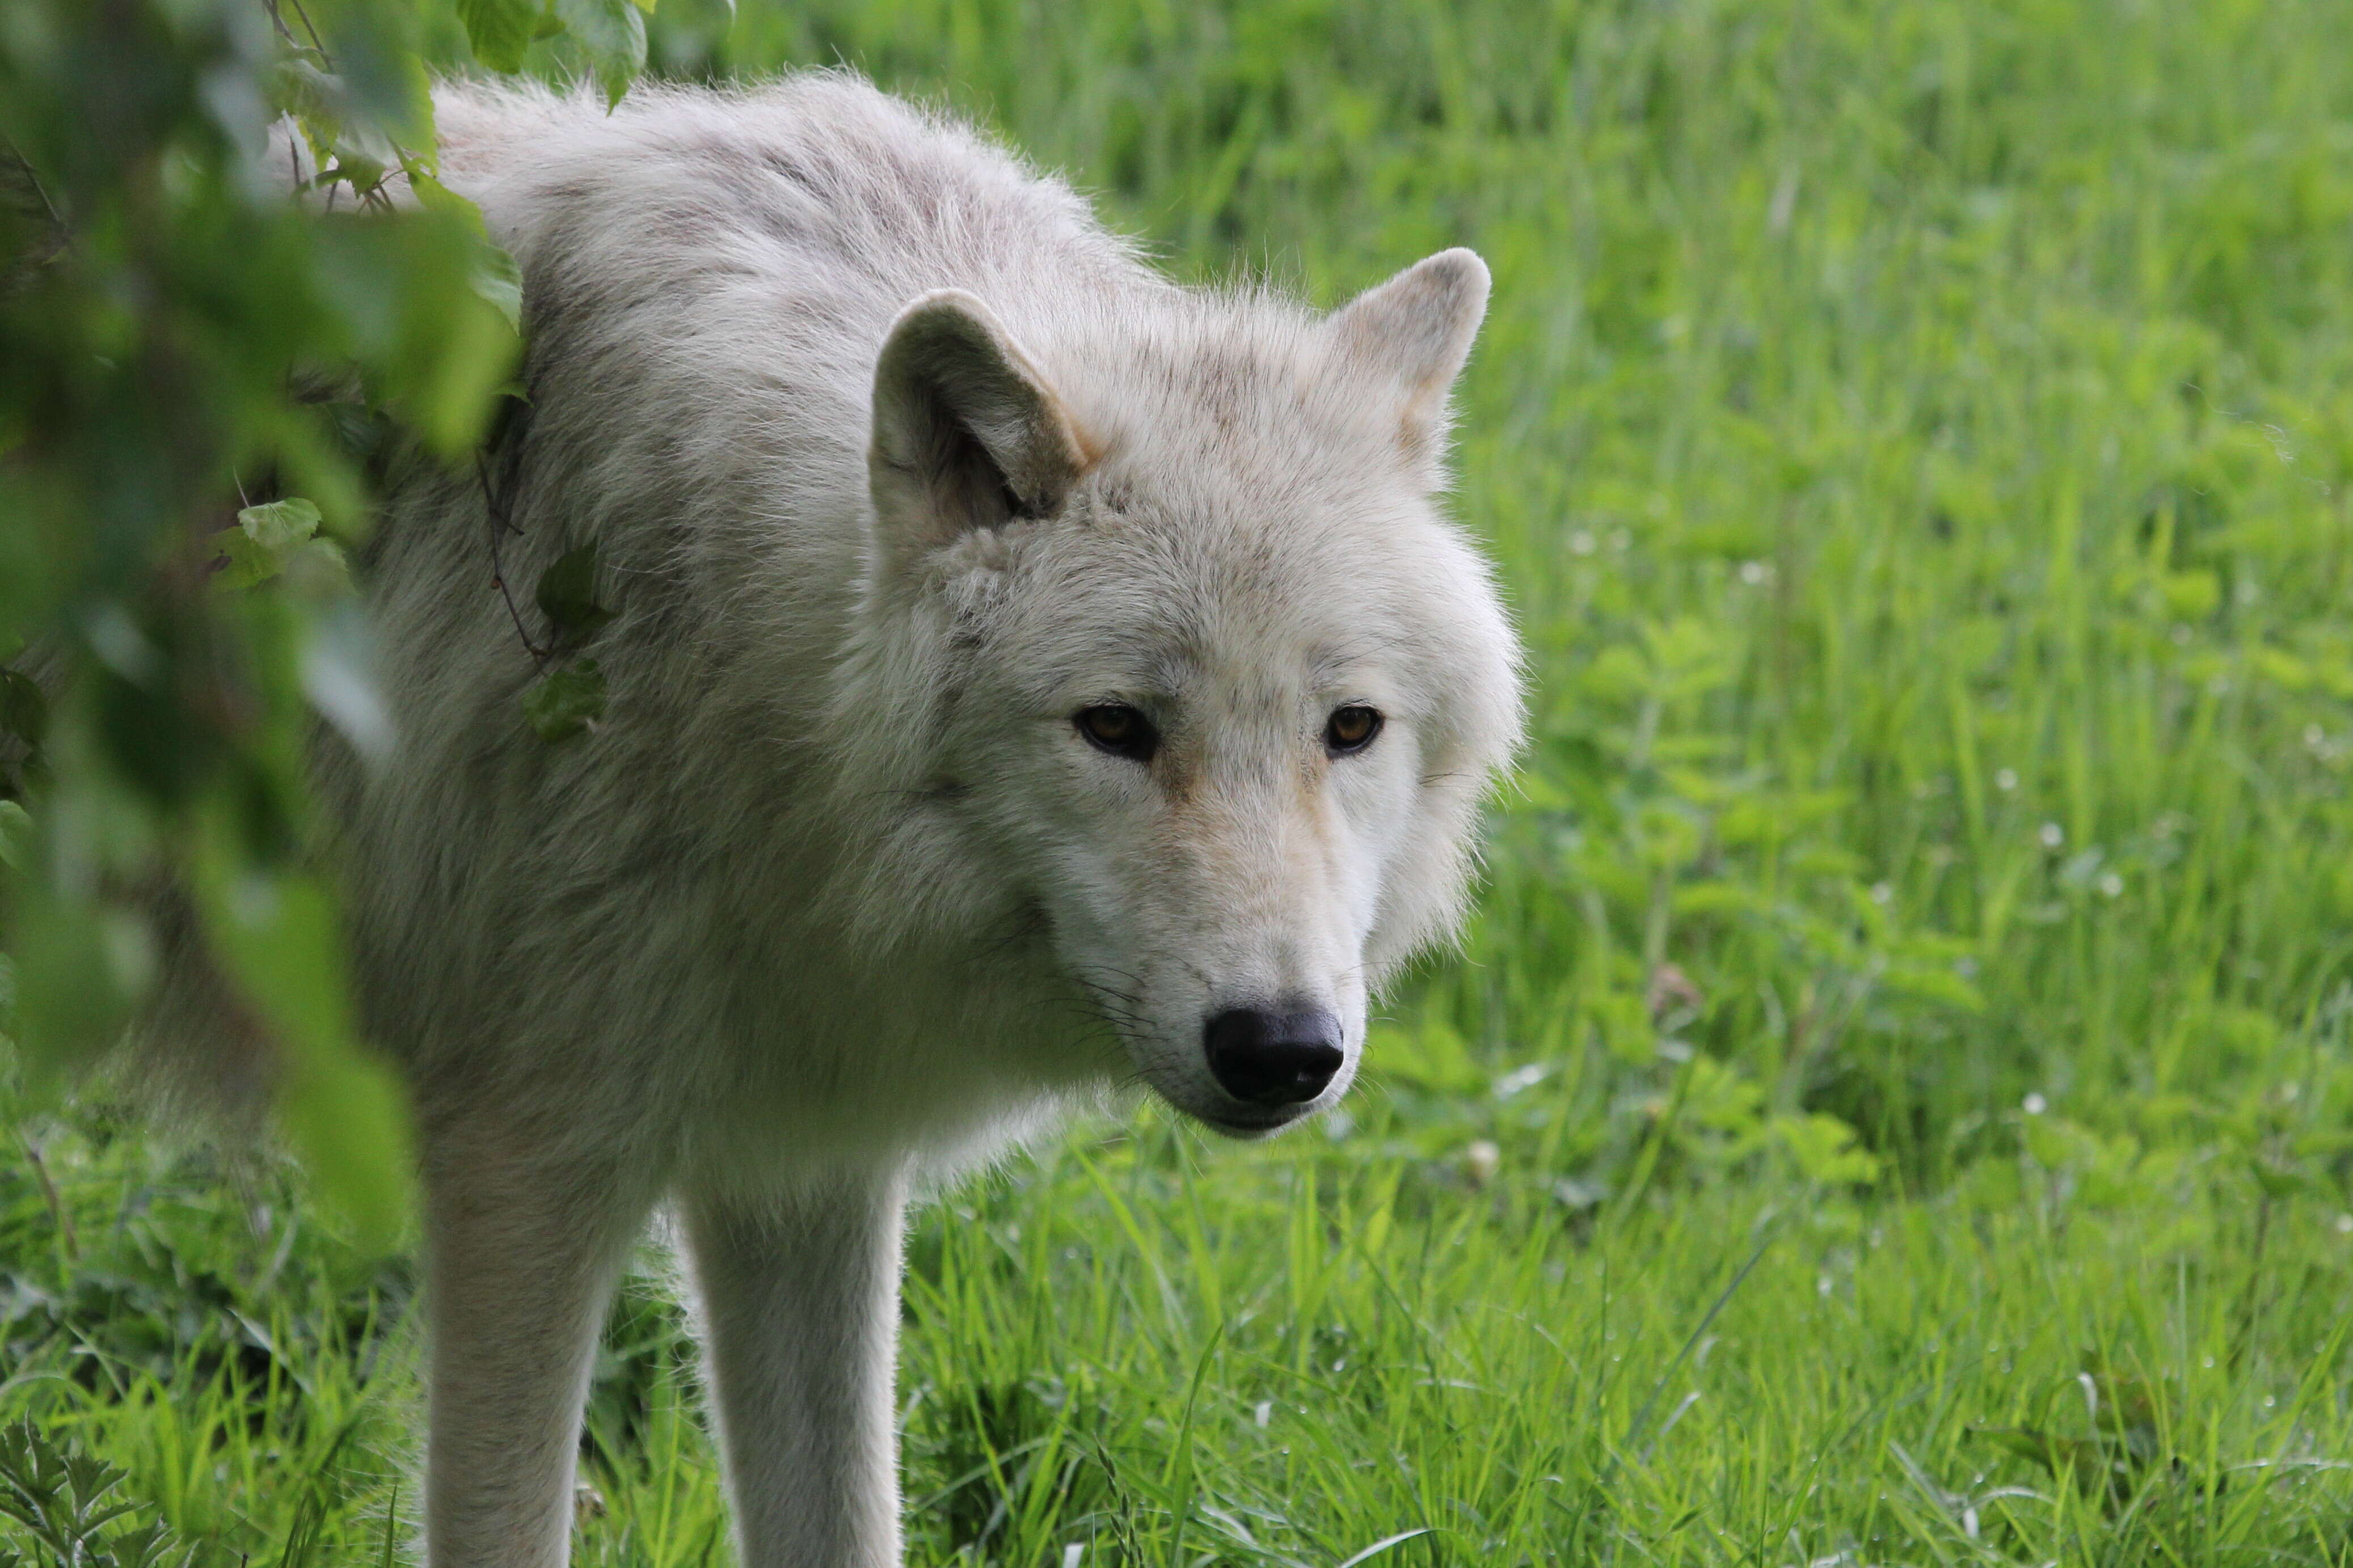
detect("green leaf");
top-left (403, 166), bottom-right (476, 225)
top-left (471, 242), bottom-right (524, 332)
top-left (241, 497), bottom-right (323, 552)
top-left (277, 1039), bottom-right (416, 1254)
top-left (407, 172), bottom-right (526, 333)
top-left (0, 802), bottom-right (27, 870)
top-left (555, 0), bottom-right (648, 107)
top-left (535, 542), bottom-right (615, 641)
top-left (271, 57), bottom-right (342, 133)
top-left (524, 659), bottom-right (607, 742)
top-left (311, 217), bottom-right (520, 460)
top-left (212, 498), bottom-right (324, 591)
top-left (1772, 1111), bottom-right (1882, 1187)
top-left (0, 666), bottom-right (45, 750)
top-left (2, 878), bottom-right (142, 1079)
top-left (458, 0), bottom-right (543, 72)
top-left (191, 835), bottom-right (415, 1252)
top-left (210, 531), bottom-right (279, 591)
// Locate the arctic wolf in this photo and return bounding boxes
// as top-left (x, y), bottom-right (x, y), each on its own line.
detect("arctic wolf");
top-left (302, 74), bottom-right (1519, 1568)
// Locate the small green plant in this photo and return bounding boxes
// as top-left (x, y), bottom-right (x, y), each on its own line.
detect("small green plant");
top-left (0, 1423), bottom-right (191, 1568)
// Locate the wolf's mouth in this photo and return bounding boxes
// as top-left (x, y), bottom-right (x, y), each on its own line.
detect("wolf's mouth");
top-left (1197, 1104), bottom-right (1315, 1139)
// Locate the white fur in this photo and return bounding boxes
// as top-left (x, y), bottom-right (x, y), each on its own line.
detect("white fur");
top-left (298, 73), bottom-right (1521, 1568)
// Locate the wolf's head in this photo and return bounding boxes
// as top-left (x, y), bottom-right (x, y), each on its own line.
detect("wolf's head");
top-left (849, 252), bottom-right (1522, 1135)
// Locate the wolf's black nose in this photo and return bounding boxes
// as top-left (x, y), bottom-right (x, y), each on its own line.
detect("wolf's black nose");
top-left (1204, 1008), bottom-right (1344, 1106)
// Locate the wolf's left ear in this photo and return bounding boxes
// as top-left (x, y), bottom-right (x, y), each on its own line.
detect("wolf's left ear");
top-left (869, 289), bottom-right (1093, 580)
top-left (1327, 248), bottom-right (1491, 480)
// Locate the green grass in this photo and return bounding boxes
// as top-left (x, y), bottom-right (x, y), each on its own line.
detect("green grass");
top-left (9, 0), bottom-right (2353, 1562)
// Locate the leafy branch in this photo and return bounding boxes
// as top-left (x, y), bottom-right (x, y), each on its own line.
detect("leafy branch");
top-left (0, 0), bottom-right (661, 1241)
top-left (477, 419), bottom-right (616, 743)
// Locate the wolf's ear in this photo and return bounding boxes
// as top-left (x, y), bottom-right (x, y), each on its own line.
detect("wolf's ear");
top-left (1327, 248), bottom-right (1490, 478)
top-left (869, 290), bottom-right (1091, 577)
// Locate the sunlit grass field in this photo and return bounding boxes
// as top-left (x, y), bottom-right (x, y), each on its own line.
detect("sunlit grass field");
top-left (7, 0), bottom-right (2353, 1563)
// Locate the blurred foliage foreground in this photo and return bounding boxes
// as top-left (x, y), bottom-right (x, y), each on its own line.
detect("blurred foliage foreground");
top-left (7, 0), bottom-right (2353, 1565)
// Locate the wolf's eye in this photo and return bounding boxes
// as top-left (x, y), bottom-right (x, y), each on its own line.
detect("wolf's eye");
top-left (1075, 704), bottom-right (1158, 763)
top-left (1325, 705), bottom-right (1383, 755)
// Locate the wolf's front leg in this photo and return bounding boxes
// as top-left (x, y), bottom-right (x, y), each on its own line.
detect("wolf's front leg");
top-left (423, 1135), bottom-right (653, 1568)
top-left (681, 1173), bottom-right (909, 1568)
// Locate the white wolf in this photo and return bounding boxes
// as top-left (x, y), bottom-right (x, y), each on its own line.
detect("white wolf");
top-left (281, 73), bottom-right (1518, 1568)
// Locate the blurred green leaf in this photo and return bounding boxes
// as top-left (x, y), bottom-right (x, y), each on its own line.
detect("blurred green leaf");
top-left (457, 0), bottom-right (543, 73)
top-left (190, 836), bottom-right (413, 1252)
top-left (211, 498), bottom-right (324, 591)
top-left (311, 215), bottom-right (521, 459)
top-left (524, 660), bottom-right (607, 742)
top-left (407, 170), bottom-right (527, 332)
top-left (556, 0), bottom-right (648, 107)
top-left (471, 242), bottom-right (524, 331)
top-left (535, 543), bottom-right (614, 643)
top-left (2, 880), bottom-right (141, 1083)
top-left (0, 669), bottom-right (45, 751)
top-left (272, 57), bottom-right (341, 132)
top-left (1773, 1111), bottom-right (1881, 1187)
top-left (237, 498), bottom-right (322, 555)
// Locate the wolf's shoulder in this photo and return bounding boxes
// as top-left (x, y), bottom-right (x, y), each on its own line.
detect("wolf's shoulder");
top-left (428, 73), bottom-right (1144, 307)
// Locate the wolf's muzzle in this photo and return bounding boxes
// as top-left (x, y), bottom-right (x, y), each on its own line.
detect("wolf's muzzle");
top-left (1203, 1008), bottom-right (1344, 1106)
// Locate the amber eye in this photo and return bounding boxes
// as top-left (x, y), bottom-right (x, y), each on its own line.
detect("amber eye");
top-left (1075, 703), bottom-right (1159, 763)
top-left (1324, 705), bottom-right (1383, 755)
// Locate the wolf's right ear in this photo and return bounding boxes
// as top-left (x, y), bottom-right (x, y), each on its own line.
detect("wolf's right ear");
top-left (868, 290), bottom-right (1092, 580)
top-left (1327, 248), bottom-right (1491, 483)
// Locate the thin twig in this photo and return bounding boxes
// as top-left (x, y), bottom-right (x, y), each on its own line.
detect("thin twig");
top-left (16, 1130), bottom-right (79, 1262)
top-left (260, 0), bottom-right (300, 50)
top-left (1, 137), bottom-right (74, 282)
top-left (478, 451), bottom-right (549, 667)
top-left (1, 140), bottom-right (65, 232)
top-left (281, 0), bottom-right (332, 61)
top-left (270, 0), bottom-right (404, 210)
